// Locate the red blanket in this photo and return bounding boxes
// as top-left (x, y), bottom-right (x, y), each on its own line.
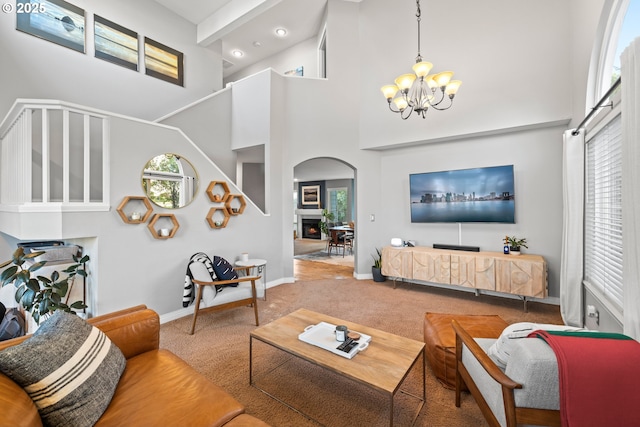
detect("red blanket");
top-left (529, 330), bottom-right (640, 427)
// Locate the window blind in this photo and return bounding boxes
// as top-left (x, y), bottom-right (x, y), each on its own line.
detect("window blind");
top-left (584, 114), bottom-right (624, 310)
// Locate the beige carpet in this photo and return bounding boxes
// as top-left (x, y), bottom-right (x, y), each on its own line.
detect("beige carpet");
top-left (160, 275), bottom-right (563, 427)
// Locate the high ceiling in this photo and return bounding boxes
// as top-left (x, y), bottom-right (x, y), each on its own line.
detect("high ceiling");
top-left (152, 0), bottom-right (328, 77)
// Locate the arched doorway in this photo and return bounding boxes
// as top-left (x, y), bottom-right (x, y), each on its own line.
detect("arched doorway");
top-left (292, 158), bottom-right (356, 279)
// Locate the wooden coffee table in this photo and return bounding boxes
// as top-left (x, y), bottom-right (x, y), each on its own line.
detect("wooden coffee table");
top-left (249, 308), bottom-right (425, 427)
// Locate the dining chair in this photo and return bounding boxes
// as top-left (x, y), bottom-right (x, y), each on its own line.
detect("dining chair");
top-left (344, 222), bottom-right (354, 255)
top-left (327, 227), bottom-right (347, 256)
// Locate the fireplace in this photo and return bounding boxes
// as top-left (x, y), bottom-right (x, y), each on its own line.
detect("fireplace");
top-left (302, 218), bottom-right (322, 239)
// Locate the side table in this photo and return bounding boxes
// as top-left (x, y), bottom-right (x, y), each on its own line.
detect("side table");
top-left (235, 258), bottom-right (267, 300)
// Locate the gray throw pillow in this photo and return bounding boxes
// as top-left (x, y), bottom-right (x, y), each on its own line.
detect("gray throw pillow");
top-left (487, 322), bottom-right (584, 368)
top-left (0, 311), bottom-right (126, 427)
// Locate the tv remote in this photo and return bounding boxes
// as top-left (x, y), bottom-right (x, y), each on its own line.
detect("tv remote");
top-left (336, 338), bottom-right (354, 351)
top-left (341, 340), bottom-right (358, 353)
top-left (337, 338), bottom-right (358, 353)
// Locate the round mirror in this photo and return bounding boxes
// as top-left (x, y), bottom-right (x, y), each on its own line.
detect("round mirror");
top-left (142, 153), bottom-right (198, 208)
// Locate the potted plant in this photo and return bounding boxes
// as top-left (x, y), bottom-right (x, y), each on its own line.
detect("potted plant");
top-left (318, 209), bottom-right (335, 238)
top-left (0, 247), bottom-right (89, 324)
top-left (371, 248), bottom-right (386, 282)
top-left (504, 236), bottom-right (528, 255)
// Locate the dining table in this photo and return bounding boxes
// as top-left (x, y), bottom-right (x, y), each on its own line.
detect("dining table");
top-left (328, 225), bottom-right (354, 256)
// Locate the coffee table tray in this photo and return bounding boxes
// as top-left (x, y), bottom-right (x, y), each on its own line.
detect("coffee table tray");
top-left (298, 322), bottom-right (371, 359)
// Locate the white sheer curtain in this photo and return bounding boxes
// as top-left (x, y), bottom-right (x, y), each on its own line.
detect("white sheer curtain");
top-left (560, 129), bottom-right (585, 327)
top-left (621, 36), bottom-right (640, 340)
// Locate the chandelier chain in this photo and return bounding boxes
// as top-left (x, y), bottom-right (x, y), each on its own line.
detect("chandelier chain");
top-left (415, 0), bottom-right (422, 62)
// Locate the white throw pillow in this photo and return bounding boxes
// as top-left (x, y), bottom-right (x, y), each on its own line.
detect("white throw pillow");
top-left (487, 322), bottom-right (584, 368)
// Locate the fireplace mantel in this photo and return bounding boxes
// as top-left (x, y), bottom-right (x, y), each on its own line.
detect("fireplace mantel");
top-left (296, 208), bottom-right (323, 217)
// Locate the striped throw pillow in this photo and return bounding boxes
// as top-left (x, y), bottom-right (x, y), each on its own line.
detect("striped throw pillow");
top-left (0, 311), bottom-right (126, 427)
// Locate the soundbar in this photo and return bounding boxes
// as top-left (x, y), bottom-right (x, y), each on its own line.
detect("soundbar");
top-left (433, 243), bottom-right (480, 252)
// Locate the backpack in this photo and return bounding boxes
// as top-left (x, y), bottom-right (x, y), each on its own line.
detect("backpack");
top-left (0, 308), bottom-right (26, 341)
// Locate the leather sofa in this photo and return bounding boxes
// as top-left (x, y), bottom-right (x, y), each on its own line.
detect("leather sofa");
top-left (0, 305), bottom-right (270, 427)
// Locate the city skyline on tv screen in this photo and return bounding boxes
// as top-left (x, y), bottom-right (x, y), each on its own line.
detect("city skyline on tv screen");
top-left (410, 165), bottom-right (515, 223)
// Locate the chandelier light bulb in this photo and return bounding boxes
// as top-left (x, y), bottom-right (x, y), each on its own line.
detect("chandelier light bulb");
top-left (434, 71), bottom-right (454, 88)
top-left (393, 97), bottom-right (409, 111)
top-left (412, 61), bottom-right (433, 78)
top-left (394, 73), bottom-right (416, 92)
top-left (445, 80), bottom-right (462, 96)
top-left (425, 75), bottom-right (438, 89)
top-left (381, 85), bottom-right (399, 100)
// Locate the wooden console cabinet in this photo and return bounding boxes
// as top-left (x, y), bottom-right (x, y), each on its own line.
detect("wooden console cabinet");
top-left (382, 246), bottom-right (547, 300)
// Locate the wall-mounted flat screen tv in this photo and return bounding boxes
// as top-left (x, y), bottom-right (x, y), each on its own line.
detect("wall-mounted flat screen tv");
top-left (410, 165), bottom-right (515, 223)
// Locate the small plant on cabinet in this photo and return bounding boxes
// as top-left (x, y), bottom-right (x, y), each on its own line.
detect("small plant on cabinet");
top-left (504, 236), bottom-right (528, 254)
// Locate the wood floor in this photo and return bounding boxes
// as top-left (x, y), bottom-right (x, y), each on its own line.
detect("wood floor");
top-left (293, 238), bottom-right (355, 281)
top-left (294, 259), bottom-right (354, 281)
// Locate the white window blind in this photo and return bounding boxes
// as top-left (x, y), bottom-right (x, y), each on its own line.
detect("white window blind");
top-left (584, 114), bottom-right (624, 310)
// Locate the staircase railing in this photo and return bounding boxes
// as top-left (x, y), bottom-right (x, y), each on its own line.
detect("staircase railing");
top-left (0, 99), bottom-right (110, 212)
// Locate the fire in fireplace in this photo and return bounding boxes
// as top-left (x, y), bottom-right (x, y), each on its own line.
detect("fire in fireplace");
top-left (302, 218), bottom-right (322, 239)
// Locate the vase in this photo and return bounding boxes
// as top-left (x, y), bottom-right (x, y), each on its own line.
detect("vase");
top-left (372, 266), bottom-right (386, 282)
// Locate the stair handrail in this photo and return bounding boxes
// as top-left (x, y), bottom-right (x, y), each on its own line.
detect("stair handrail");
top-left (0, 99), bottom-right (110, 211)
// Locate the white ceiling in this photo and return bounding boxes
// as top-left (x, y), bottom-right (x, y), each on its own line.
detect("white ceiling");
top-left (152, 0), bottom-right (328, 77)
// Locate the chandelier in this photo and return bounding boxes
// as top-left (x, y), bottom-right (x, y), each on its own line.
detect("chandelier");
top-left (380, 0), bottom-right (461, 119)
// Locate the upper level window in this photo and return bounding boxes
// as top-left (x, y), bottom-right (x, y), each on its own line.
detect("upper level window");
top-left (612, 1), bottom-right (640, 84)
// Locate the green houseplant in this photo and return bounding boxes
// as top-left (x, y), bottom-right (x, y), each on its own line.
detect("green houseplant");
top-left (504, 236), bottom-right (528, 255)
top-left (318, 209), bottom-right (335, 237)
top-left (371, 248), bottom-right (386, 282)
top-left (0, 247), bottom-right (89, 324)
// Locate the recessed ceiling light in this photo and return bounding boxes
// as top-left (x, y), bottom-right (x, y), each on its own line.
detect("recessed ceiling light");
top-left (232, 50), bottom-right (244, 58)
top-left (275, 28), bottom-right (287, 37)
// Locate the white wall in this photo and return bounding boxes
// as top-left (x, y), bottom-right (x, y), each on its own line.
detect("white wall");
top-left (0, 0), bottom-right (610, 319)
top-left (231, 70), bottom-right (272, 150)
top-left (379, 126), bottom-right (565, 298)
top-left (281, 1), bottom-right (385, 277)
top-left (159, 90), bottom-right (236, 179)
top-left (359, 0), bottom-right (573, 149)
top-left (570, 0), bottom-right (610, 123)
top-left (276, 0), bottom-right (602, 299)
top-left (0, 0), bottom-right (222, 121)
top-left (101, 117), bottom-right (282, 316)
